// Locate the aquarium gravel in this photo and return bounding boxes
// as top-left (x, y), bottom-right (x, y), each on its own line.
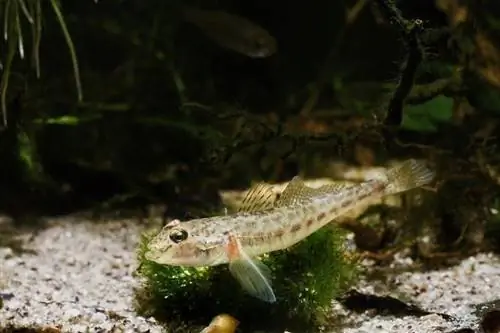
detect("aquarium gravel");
top-left (0, 217), bottom-right (163, 333)
top-left (1, 216), bottom-right (500, 332)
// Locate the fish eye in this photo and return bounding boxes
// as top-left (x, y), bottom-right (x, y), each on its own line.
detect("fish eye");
top-left (169, 229), bottom-right (189, 243)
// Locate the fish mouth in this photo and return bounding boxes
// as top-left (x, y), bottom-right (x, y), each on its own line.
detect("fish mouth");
top-left (144, 249), bottom-right (204, 267)
top-left (143, 250), bottom-right (164, 263)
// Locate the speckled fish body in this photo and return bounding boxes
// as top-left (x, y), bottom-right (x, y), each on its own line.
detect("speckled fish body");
top-left (145, 159), bottom-right (434, 302)
top-left (146, 159), bottom-right (434, 266)
top-left (175, 180), bottom-right (384, 265)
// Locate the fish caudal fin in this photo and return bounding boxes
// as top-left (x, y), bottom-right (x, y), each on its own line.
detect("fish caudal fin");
top-left (227, 236), bottom-right (276, 303)
top-left (383, 159), bottom-right (435, 195)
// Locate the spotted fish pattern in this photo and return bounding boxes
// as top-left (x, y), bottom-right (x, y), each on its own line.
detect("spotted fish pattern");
top-left (145, 159), bottom-right (435, 303)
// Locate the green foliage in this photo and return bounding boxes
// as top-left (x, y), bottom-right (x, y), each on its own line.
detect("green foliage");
top-left (136, 227), bottom-right (358, 332)
top-left (401, 95), bottom-right (453, 132)
top-left (18, 128), bottom-right (44, 183)
top-left (48, 0), bottom-right (82, 101)
top-left (0, 0), bottom-right (82, 127)
top-left (1, 0), bottom-right (489, 218)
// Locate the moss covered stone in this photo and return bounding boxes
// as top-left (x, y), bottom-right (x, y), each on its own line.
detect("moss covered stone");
top-left (135, 224), bottom-right (358, 332)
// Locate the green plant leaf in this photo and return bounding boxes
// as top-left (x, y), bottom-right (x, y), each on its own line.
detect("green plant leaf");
top-left (402, 95), bottom-right (453, 132)
top-left (33, 115), bottom-right (101, 125)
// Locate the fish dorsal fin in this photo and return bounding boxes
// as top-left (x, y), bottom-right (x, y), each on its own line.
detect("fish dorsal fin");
top-left (274, 176), bottom-right (313, 207)
top-left (275, 176), bottom-right (353, 207)
top-left (238, 183), bottom-right (278, 213)
top-left (315, 182), bottom-right (353, 194)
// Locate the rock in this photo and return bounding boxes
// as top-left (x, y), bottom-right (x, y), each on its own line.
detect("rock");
top-left (63, 308), bottom-right (82, 321)
top-left (481, 309), bottom-right (500, 333)
top-left (91, 311), bottom-right (108, 323)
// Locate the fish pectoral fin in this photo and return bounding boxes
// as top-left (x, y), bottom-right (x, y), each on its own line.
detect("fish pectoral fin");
top-left (225, 232), bottom-right (276, 303)
top-left (229, 252), bottom-right (276, 303)
top-left (238, 183), bottom-right (278, 213)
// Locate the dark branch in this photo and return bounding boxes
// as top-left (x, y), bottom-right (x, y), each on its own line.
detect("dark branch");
top-left (373, 0), bottom-right (425, 126)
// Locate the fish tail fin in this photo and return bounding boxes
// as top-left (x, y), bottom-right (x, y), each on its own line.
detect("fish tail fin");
top-left (383, 159), bottom-right (435, 195)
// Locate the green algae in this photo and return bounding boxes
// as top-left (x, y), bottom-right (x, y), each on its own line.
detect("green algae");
top-left (135, 225), bottom-right (358, 332)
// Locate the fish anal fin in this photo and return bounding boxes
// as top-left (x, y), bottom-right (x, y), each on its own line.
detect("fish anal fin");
top-left (226, 234), bottom-right (276, 303)
top-left (238, 183), bottom-right (278, 213)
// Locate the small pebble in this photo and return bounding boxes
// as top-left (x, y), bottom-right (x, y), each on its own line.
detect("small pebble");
top-left (64, 308), bottom-right (81, 320)
top-left (91, 311), bottom-right (107, 323)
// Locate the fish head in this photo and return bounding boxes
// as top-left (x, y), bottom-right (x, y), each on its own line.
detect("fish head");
top-left (144, 218), bottom-right (226, 267)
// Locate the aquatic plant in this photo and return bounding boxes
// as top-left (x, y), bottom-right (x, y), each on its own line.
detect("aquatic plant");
top-left (136, 224), bottom-right (358, 332)
top-left (0, 0), bottom-right (81, 127)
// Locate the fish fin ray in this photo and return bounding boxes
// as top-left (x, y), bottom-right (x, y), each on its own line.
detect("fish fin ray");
top-left (274, 176), bottom-right (312, 207)
top-left (227, 236), bottom-right (276, 303)
top-left (229, 257), bottom-right (276, 303)
top-left (275, 176), bottom-right (352, 207)
top-left (238, 183), bottom-right (277, 213)
top-left (315, 182), bottom-right (353, 194)
top-left (384, 159), bottom-right (435, 195)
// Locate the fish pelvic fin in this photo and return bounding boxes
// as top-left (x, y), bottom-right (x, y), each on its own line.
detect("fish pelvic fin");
top-left (384, 159), bottom-right (435, 195)
top-left (226, 234), bottom-right (276, 303)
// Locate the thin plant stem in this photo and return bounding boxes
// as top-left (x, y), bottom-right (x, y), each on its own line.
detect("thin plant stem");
top-left (49, 0), bottom-right (82, 102)
top-left (34, 0), bottom-right (41, 77)
top-left (1, 34), bottom-right (17, 127)
top-left (30, 0), bottom-right (42, 78)
top-left (15, 1), bottom-right (25, 59)
top-left (4, 0), bottom-right (11, 40)
top-left (17, 0), bottom-right (33, 23)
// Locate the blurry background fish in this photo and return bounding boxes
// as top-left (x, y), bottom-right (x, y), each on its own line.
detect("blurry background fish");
top-left (182, 6), bottom-right (277, 58)
top-left (200, 314), bottom-right (239, 333)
